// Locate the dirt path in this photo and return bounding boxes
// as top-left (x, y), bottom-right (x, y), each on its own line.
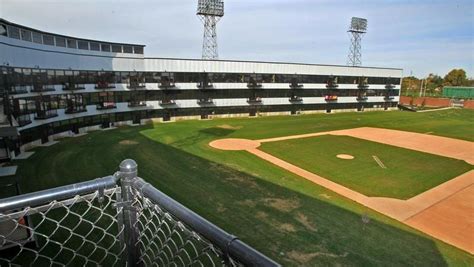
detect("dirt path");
top-left (209, 128), bottom-right (474, 254)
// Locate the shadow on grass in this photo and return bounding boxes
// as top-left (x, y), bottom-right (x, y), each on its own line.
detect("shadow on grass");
top-left (10, 125), bottom-right (455, 266)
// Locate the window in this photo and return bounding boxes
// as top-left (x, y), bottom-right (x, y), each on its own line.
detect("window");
top-left (90, 42), bottom-right (100, 51)
top-left (66, 39), bottom-right (77, 49)
top-left (0, 24), bottom-right (6, 36)
top-left (43, 34), bottom-right (54, 45)
top-left (7, 26), bottom-right (20, 39)
top-left (101, 43), bottom-right (111, 52)
top-left (78, 40), bottom-right (89, 50)
top-left (32, 32), bottom-right (42, 44)
top-left (56, 36), bottom-right (66, 47)
top-left (123, 45), bottom-right (133, 53)
top-left (20, 29), bottom-right (32, 42)
top-left (133, 46), bottom-right (144, 54)
top-left (111, 45), bottom-right (122, 53)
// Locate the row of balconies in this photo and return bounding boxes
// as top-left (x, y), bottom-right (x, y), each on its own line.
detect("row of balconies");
top-left (14, 95), bottom-right (398, 127)
top-left (8, 81), bottom-right (397, 95)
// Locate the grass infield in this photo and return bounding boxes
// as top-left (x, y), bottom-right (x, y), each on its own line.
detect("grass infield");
top-left (260, 135), bottom-right (473, 199)
top-left (6, 109), bottom-right (474, 266)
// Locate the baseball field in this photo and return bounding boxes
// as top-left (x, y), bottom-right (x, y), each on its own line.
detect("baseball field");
top-left (7, 109), bottom-right (474, 266)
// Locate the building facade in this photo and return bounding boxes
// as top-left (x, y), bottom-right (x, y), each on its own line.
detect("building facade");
top-left (0, 19), bottom-right (403, 160)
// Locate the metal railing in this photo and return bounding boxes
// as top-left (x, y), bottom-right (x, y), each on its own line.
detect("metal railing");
top-left (0, 159), bottom-right (279, 267)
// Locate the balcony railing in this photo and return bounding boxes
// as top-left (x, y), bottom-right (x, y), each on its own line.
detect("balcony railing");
top-left (0, 160), bottom-right (279, 266)
top-left (197, 98), bottom-right (214, 105)
top-left (96, 102), bottom-right (117, 110)
top-left (10, 86), bottom-right (29, 95)
top-left (95, 81), bottom-right (116, 90)
top-left (127, 82), bottom-right (146, 90)
top-left (289, 96), bottom-right (303, 103)
top-left (16, 114), bottom-right (32, 126)
top-left (65, 105), bottom-right (87, 114)
top-left (158, 79), bottom-right (176, 89)
top-left (289, 80), bottom-right (303, 89)
top-left (197, 81), bottom-right (213, 90)
top-left (35, 109), bottom-right (58, 120)
top-left (357, 95), bottom-right (368, 101)
top-left (325, 95), bottom-right (338, 101)
top-left (159, 99), bottom-right (176, 106)
top-left (62, 83), bottom-right (85, 91)
top-left (30, 84), bottom-right (55, 93)
top-left (128, 101), bottom-right (147, 108)
top-left (247, 97), bottom-right (262, 104)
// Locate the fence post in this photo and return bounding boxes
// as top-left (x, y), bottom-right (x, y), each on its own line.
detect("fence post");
top-left (118, 159), bottom-right (140, 266)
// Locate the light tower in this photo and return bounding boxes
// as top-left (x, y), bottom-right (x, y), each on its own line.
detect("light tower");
top-left (347, 17), bottom-right (367, 67)
top-left (197, 0), bottom-right (224, 60)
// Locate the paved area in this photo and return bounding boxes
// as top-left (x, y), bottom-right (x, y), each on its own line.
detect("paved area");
top-left (209, 128), bottom-right (474, 253)
top-left (14, 151), bottom-right (35, 160)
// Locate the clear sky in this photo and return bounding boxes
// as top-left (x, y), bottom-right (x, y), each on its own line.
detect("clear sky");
top-left (1, 0), bottom-right (473, 78)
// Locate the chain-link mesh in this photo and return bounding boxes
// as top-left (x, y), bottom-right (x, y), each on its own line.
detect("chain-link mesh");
top-left (0, 187), bottom-right (125, 266)
top-left (132, 187), bottom-right (241, 267)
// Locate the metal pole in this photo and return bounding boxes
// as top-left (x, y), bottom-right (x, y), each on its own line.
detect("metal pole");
top-left (118, 159), bottom-right (140, 267)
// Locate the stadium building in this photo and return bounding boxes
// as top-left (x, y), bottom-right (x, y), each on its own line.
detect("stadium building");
top-left (0, 18), bottom-right (402, 161)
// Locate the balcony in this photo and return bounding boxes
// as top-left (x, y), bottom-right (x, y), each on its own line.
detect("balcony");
top-left (247, 79), bottom-right (262, 89)
top-left (16, 114), bottom-right (32, 126)
top-left (95, 81), bottom-right (116, 90)
top-left (358, 83), bottom-right (369, 90)
top-left (10, 86), bottom-right (29, 95)
top-left (197, 81), bottom-right (213, 90)
top-left (62, 83), bottom-right (85, 91)
top-left (65, 106), bottom-right (87, 114)
top-left (127, 82), bottom-right (146, 90)
top-left (159, 79), bottom-right (176, 89)
top-left (159, 99), bottom-right (176, 106)
top-left (289, 80), bottom-right (303, 89)
top-left (197, 98), bottom-right (214, 105)
top-left (128, 101), bottom-right (147, 108)
top-left (35, 109), bottom-right (58, 120)
top-left (30, 84), bottom-right (55, 93)
top-left (326, 77), bottom-right (339, 89)
top-left (384, 95), bottom-right (395, 101)
top-left (385, 84), bottom-right (395, 90)
top-left (96, 102), bottom-right (117, 110)
top-left (247, 97), bottom-right (262, 104)
top-left (289, 96), bottom-right (303, 103)
top-left (325, 95), bottom-right (338, 101)
top-left (357, 95), bottom-right (368, 101)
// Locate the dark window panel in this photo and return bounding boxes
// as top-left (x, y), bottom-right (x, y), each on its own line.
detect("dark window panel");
top-left (32, 32), bottom-right (42, 44)
top-left (90, 42), bottom-right (100, 51)
top-left (123, 45), bottom-right (133, 53)
top-left (66, 39), bottom-right (77, 49)
top-left (111, 45), bottom-right (122, 53)
top-left (0, 24), bottom-right (7, 36)
top-left (133, 46), bottom-right (144, 54)
top-left (101, 44), bottom-right (111, 52)
top-left (7, 26), bottom-right (20, 39)
top-left (56, 37), bottom-right (66, 47)
top-left (78, 40), bottom-right (89, 50)
top-left (20, 29), bottom-right (32, 42)
top-left (43, 34), bottom-right (54, 45)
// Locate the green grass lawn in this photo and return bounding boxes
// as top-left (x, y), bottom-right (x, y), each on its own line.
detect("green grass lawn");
top-left (7, 109), bottom-right (474, 266)
top-left (260, 135), bottom-right (473, 199)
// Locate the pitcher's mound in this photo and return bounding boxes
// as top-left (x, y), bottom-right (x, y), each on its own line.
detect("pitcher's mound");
top-left (337, 154), bottom-right (354, 160)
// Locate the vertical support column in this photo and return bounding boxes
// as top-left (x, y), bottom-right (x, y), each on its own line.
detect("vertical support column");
top-left (118, 159), bottom-right (139, 266)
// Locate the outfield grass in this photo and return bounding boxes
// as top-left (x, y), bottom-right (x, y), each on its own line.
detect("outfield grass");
top-left (9, 109), bottom-right (474, 266)
top-left (260, 135), bottom-right (473, 199)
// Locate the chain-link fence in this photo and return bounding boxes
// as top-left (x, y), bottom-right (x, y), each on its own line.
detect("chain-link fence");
top-left (0, 159), bottom-right (279, 267)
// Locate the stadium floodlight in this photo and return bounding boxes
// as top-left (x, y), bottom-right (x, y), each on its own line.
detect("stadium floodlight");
top-left (197, 0), bottom-right (224, 60)
top-left (347, 17), bottom-right (368, 67)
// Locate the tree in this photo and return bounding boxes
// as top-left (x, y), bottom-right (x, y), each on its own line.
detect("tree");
top-left (425, 73), bottom-right (443, 96)
top-left (401, 76), bottom-right (420, 96)
top-left (443, 69), bottom-right (467, 86)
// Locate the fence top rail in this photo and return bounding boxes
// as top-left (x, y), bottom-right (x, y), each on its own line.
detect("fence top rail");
top-left (131, 176), bottom-right (280, 267)
top-left (0, 175), bottom-right (117, 213)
